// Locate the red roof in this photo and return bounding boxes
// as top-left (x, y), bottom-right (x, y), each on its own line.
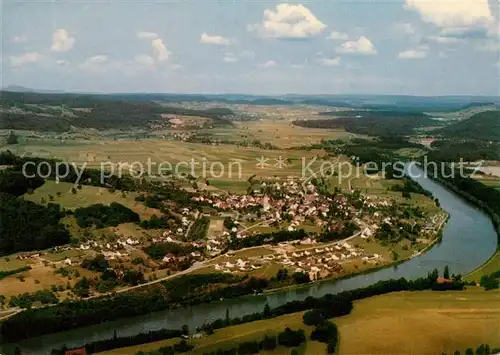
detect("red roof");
top-left (436, 277), bottom-right (453, 284)
top-left (65, 348), bottom-right (88, 355)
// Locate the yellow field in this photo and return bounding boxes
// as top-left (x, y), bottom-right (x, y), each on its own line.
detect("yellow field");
top-left (336, 288), bottom-right (500, 354)
top-left (466, 251), bottom-right (500, 281)
top-left (24, 181), bottom-right (160, 219)
top-left (0, 256), bottom-right (30, 272)
top-left (0, 260), bottom-right (98, 299)
top-left (9, 138), bottom-right (323, 182)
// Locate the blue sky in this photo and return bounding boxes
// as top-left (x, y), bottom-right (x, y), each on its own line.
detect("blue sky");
top-left (2, 0), bottom-right (500, 95)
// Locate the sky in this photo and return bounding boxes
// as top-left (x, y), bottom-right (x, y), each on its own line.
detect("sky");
top-left (2, 0), bottom-right (500, 96)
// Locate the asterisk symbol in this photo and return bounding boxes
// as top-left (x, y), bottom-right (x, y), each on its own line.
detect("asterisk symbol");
top-left (256, 156), bottom-right (270, 169)
top-left (274, 156), bottom-right (287, 169)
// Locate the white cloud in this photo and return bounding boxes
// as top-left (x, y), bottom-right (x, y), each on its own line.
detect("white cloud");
top-left (398, 45), bottom-right (428, 59)
top-left (134, 55), bottom-right (155, 68)
top-left (56, 59), bottom-right (69, 66)
top-left (137, 32), bottom-right (159, 40)
top-left (79, 55), bottom-right (109, 72)
top-left (327, 31), bottom-right (348, 40)
top-left (10, 52), bottom-right (43, 67)
top-left (223, 52), bottom-right (238, 63)
top-left (319, 56), bottom-right (341, 66)
top-left (404, 0), bottom-right (494, 29)
top-left (12, 35), bottom-right (27, 43)
top-left (51, 29), bottom-right (75, 52)
top-left (138, 32), bottom-right (170, 61)
top-left (262, 60), bottom-right (278, 68)
top-left (425, 35), bottom-right (463, 44)
top-left (200, 33), bottom-right (231, 46)
top-left (248, 4), bottom-right (326, 39)
top-left (337, 36), bottom-right (377, 55)
top-left (438, 51), bottom-right (448, 58)
top-left (152, 38), bottom-right (170, 61)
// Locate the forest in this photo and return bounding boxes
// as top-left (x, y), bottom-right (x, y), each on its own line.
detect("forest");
top-left (294, 111), bottom-right (437, 136)
top-left (0, 193), bottom-right (70, 256)
top-left (73, 202), bottom-right (140, 228)
top-left (437, 110), bottom-right (500, 142)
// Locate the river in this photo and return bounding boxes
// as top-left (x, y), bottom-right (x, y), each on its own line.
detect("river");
top-left (4, 164), bottom-right (498, 354)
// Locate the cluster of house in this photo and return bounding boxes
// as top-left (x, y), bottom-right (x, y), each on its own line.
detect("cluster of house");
top-left (274, 241), bottom-right (381, 280)
top-left (214, 259), bottom-right (263, 273)
top-left (77, 237), bottom-right (141, 261)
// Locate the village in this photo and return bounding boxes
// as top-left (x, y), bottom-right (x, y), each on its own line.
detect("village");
top-left (14, 177), bottom-right (446, 288)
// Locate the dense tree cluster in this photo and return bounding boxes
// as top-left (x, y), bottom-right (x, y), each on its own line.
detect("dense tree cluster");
top-left (428, 140), bottom-right (500, 162)
top-left (390, 178), bottom-right (434, 199)
top-left (227, 229), bottom-right (308, 250)
top-left (0, 193), bottom-right (70, 256)
top-left (437, 110), bottom-right (500, 142)
top-left (74, 202), bottom-right (140, 228)
top-left (428, 164), bottom-right (500, 244)
top-left (9, 290), bottom-right (59, 308)
top-left (310, 321), bottom-right (338, 354)
top-left (0, 170), bottom-right (44, 196)
top-left (186, 216), bottom-right (210, 241)
top-left (50, 328), bottom-right (184, 355)
top-left (479, 272), bottom-right (500, 290)
top-left (452, 344), bottom-right (500, 355)
top-left (81, 254), bottom-right (110, 272)
top-left (140, 214), bottom-right (179, 230)
top-left (144, 242), bottom-right (203, 260)
top-left (294, 111), bottom-right (435, 137)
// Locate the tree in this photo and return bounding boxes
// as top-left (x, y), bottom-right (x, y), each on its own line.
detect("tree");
top-left (303, 309), bottom-right (324, 326)
top-left (444, 265), bottom-right (450, 279)
top-left (73, 277), bottom-right (90, 298)
top-left (7, 131), bottom-right (19, 145)
top-left (263, 303), bottom-right (271, 318)
top-left (181, 324), bottom-right (189, 335)
top-left (225, 308), bottom-right (230, 325)
top-left (261, 335), bottom-right (277, 350)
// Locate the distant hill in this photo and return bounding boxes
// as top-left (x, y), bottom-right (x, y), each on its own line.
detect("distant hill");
top-left (3, 85), bottom-right (65, 94)
top-left (294, 111), bottom-right (437, 137)
top-left (0, 90), bottom-right (234, 132)
top-left (438, 110), bottom-right (500, 141)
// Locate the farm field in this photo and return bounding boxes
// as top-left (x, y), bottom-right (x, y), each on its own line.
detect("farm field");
top-left (206, 120), bottom-right (355, 149)
top-left (465, 251), bottom-right (500, 281)
top-left (7, 138), bottom-right (324, 182)
top-left (24, 181), bottom-right (161, 219)
top-left (336, 288), bottom-right (500, 354)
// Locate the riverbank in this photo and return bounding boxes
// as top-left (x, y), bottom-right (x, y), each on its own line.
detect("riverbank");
top-left (263, 212), bottom-right (449, 297)
top-left (420, 167), bottom-right (500, 280)
top-left (422, 167), bottom-right (500, 244)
